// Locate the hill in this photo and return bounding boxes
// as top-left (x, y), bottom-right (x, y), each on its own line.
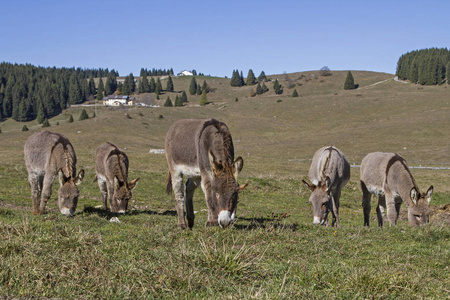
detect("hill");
top-left (0, 70), bottom-right (449, 298)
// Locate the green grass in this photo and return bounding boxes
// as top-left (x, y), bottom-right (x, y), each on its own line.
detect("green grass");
top-left (0, 71), bottom-right (449, 299)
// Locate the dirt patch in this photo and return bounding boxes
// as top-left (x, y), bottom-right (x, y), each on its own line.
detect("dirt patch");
top-left (0, 200), bottom-right (31, 212)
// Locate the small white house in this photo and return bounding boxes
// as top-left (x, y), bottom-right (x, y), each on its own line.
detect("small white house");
top-left (177, 70), bottom-right (193, 76)
top-left (102, 95), bottom-right (135, 106)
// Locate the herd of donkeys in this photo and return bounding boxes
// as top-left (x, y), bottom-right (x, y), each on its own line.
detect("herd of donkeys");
top-left (23, 118), bottom-right (433, 229)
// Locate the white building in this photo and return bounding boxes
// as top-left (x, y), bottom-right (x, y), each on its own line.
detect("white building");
top-left (177, 70), bottom-right (194, 76)
top-left (102, 95), bottom-right (135, 106)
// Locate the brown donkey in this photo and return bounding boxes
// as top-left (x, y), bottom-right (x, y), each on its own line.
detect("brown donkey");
top-left (165, 118), bottom-right (246, 229)
top-left (94, 142), bottom-right (139, 213)
top-left (360, 152), bottom-right (433, 227)
top-left (24, 131), bottom-right (84, 216)
top-left (302, 146), bottom-right (350, 227)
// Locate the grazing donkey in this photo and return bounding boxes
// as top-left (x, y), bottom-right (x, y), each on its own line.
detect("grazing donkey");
top-left (24, 131), bottom-right (84, 216)
top-left (360, 152), bottom-right (433, 227)
top-left (165, 118), bottom-right (246, 229)
top-left (302, 146), bottom-right (350, 227)
top-left (94, 142), bottom-right (139, 213)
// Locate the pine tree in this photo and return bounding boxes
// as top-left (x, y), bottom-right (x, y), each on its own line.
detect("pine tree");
top-left (96, 78), bottom-right (104, 100)
top-left (256, 82), bottom-right (262, 95)
top-left (230, 70), bottom-right (244, 87)
top-left (202, 80), bottom-right (207, 92)
top-left (42, 118), bottom-right (50, 128)
top-left (105, 72), bottom-right (117, 96)
top-left (139, 73), bottom-right (149, 93)
top-left (196, 83), bottom-right (202, 95)
top-left (189, 77), bottom-right (197, 95)
top-left (166, 76), bottom-right (174, 92)
top-left (292, 89), bottom-right (299, 97)
top-left (36, 102), bottom-right (45, 124)
top-left (164, 96), bottom-right (173, 107)
top-left (22, 125), bottom-right (29, 131)
top-left (88, 77), bottom-right (96, 96)
top-left (258, 71), bottom-right (267, 82)
top-left (79, 109), bottom-right (89, 120)
top-left (199, 89), bottom-right (208, 106)
top-left (149, 77), bottom-right (156, 93)
top-left (261, 82), bottom-right (269, 93)
top-left (174, 95), bottom-right (183, 107)
top-left (246, 69), bottom-right (256, 86)
top-left (156, 78), bottom-right (163, 93)
top-left (344, 71), bottom-right (355, 90)
top-left (273, 79), bottom-right (283, 94)
top-left (447, 61), bottom-right (450, 84)
top-left (68, 114), bottom-right (74, 123)
top-left (181, 90), bottom-right (188, 102)
top-left (69, 74), bottom-right (82, 104)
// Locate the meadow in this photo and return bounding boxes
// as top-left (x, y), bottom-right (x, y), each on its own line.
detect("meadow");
top-left (0, 71), bottom-right (449, 299)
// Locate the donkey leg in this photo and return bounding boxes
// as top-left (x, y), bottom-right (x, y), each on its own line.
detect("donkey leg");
top-left (385, 194), bottom-right (397, 226)
top-left (185, 177), bottom-right (200, 229)
top-left (40, 175), bottom-right (54, 214)
top-left (29, 174), bottom-right (42, 215)
top-left (97, 178), bottom-right (108, 210)
top-left (107, 182), bottom-right (116, 212)
top-left (361, 181), bottom-right (371, 226)
top-left (331, 188), bottom-right (341, 227)
top-left (201, 179), bottom-right (218, 227)
top-left (376, 195), bottom-right (386, 227)
top-left (394, 197), bottom-right (402, 219)
top-left (172, 173), bottom-right (187, 229)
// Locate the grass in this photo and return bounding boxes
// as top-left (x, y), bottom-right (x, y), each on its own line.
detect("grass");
top-left (0, 71), bottom-right (449, 299)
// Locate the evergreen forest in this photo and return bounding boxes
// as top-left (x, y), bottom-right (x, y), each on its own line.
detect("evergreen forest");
top-left (396, 48), bottom-right (449, 85)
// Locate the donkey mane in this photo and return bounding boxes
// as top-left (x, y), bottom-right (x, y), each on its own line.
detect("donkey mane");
top-left (50, 135), bottom-right (75, 179)
top-left (320, 146), bottom-right (341, 178)
top-left (105, 142), bottom-right (127, 184)
top-left (385, 153), bottom-right (417, 188)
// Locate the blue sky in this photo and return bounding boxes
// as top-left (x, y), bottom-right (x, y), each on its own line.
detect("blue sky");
top-left (1, 0), bottom-right (448, 77)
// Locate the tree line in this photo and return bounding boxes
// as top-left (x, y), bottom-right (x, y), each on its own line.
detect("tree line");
top-left (140, 68), bottom-right (174, 77)
top-left (0, 62), bottom-right (119, 122)
top-left (396, 48), bottom-right (449, 85)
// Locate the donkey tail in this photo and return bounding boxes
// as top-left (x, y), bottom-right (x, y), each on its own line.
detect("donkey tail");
top-left (166, 172), bottom-right (173, 195)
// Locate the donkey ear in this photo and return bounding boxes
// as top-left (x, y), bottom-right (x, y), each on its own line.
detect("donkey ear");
top-left (128, 178), bottom-right (140, 190)
top-left (302, 180), bottom-right (315, 192)
top-left (233, 156), bottom-right (244, 180)
top-left (239, 182), bottom-right (248, 193)
top-left (74, 169), bottom-right (84, 186)
top-left (426, 185), bottom-right (433, 204)
top-left (410, 187), bottom-right (419, 205)
top-left (208, 150), bottom-right (222, 176)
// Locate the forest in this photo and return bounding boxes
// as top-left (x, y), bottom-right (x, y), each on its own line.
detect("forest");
top-left (396, 47), bottom-right (449, 85)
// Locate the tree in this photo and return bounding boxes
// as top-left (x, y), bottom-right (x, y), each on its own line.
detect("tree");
top-left (96, 78), bottom-right (104, 100)
top-left (261, 82), bottom-right (269, 93)
top-left (105, 72), bottom-right (117, 95)
top-left (69, 74), bottom-right (83, 104)
top-left (256, 82), bottom-right (263, 95)
top-left (139, 73), bottom-right (149, 93)
top-left (174, 95), bottom-right (183, 107)
top-left (447, 61), bottom-right (450, 84)
top-left (258, 71), bottom-right (267, 82)
top-left (156, 78), bottom-right (163, 93)
top-left (292, 89), bottom-right (299, 97)
top-left (181, 90), bottom-right (188, 102)
top-left (230, 70), bottom-right (244, 87)
top-left (79, 109), bottom-right (89, 120)
top-left (88, 77), bottom-right (96, 96)
top-left (122, 74), bottom-right (136, 95)
top-left (149, 77), bottom-right (156, 93)
top-left (196, 83), bottom-right (202, 95)
top-left (319, 66), bottom-right (332, 76)
top-left (189, 77), bottom-right (197, 95)
top-left (273, 79), bottom-right (283, 94)
top-left (166, 76), bottom-right (174, 92)
top-left (42, 118), bottom-right (50, 128)
top-left (22, 125), bottom-right (29, 131)
top-left (344, 71), bottom-right (356, 90)
top-left (164, 96), bottom-right (173, 107)
top-left (246, 69), bottom-right (256, 86)
top-left (199, 89), bottom-right (208, 106)
top-left (202, 80), bottom-right (207, 92)
top-left (36, 102), bottom-right (45, 124)
top-left (68, 114), bottom-right (74, 123)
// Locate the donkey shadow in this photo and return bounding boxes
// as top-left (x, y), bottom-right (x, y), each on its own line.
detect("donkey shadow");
top-left (234, 216), bottom-right (299, 231)
top-left (81, 206), bottom-right (177, 219)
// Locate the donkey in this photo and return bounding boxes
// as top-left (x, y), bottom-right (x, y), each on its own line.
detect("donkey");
top-left (302, 146), bottom-right (350, 227)
top-left (94, 142), bottom-right (139, 213)
top-left (165, 118), bottom-right (246, 229)
top-left (24, 131), bottom-right (84, 216)
top-left (360, 152), bottom-right (433, 227)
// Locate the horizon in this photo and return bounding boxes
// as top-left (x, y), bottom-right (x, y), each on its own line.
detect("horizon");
top-left (1, 0), bottom-right (449, 77)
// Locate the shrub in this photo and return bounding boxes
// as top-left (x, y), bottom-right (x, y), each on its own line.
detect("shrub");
top-left (42, 119), bottom-right (50, 128)
top-left (68, 115), bottom-right (74, 123)
top-left (292, 89), bottom-right (299, 97)
top-left (344, 71), bottom-right (356, 90)
top-left (79, 109), bottom-right (89, 121)
top-left (164, 97), bottom-right (173, 107)
top-left (199, 90), bottom-right (208, 106)
top-left (22, 125), bottom-right (29, 131)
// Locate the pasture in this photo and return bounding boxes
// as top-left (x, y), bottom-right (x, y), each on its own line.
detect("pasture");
top-left (0, 71), bottom-right (449, 299)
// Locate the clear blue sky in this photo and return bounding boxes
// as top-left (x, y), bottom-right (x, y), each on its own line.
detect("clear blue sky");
top-left (1, 0), bottom-right (448, 77)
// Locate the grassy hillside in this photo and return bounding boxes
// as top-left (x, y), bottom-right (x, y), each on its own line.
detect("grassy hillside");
top-left (0, 71), bottom-right (449, 298)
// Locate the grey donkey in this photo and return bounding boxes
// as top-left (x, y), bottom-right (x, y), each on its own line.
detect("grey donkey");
top-left (360, 152), bottom-right (433, 227)
top-left (302, 146), bottom-right (350, 227)
top-left (24, 131), bottom-right (84, 216)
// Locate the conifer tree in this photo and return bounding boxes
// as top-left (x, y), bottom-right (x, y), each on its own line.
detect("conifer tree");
top-left (189, 77), bottom-right (197, 95)
top-left (240, 71), bottom-right (245, 86)
top-left (149, 77), bottom-right (156, 93)
top-left (246, 69), bottom-right (256, 86)
top-left (273, 79), bottom-right (283, 94)
top-left (258, 71), bottom-right (267, 82)
top-left (344, 71), bottom-right (355, 90)
top-left (164, 96), bottom-right (173, 107)
top-left (79, 109), bottom-right (89, 121)
top-left (196, 82), bottom-right (202, 95)
top-left (199, 89), bottom-right (208, 106)
top-left (202, 80), bottom-right (207, 92)
top-left (174, 95), bottom-right (183, 107)
top-left (96, 78), bottom-right (104, 100)
top-left (42, 118), bottom-right (50, 128)
top-left (156, 78), bottom-right (163, 93)
top-left (139, 73), bottom-right (149, 93)
top-left (68, 114), bottom-right (74, 123)
top-left (447, 62), bottom-right (450, 84)
top-left (166, 76), bottom-right (174, 92)
top-left (36, 102), bottom-right (45, 124)
top-left (256, 82), bottom-right (262, 95)
top-left (22, 125), bottom-right (29, 131)
top-left (292, 89), bottom-right (299, 97)
top-left (88, 77), bottom-right (96, 96)
top-left (105, 73), bottom-right (117, 96)
top-left (69, 74), bottom-right (83, 104)
top-left (181, 90), bottom-right (188, 102)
